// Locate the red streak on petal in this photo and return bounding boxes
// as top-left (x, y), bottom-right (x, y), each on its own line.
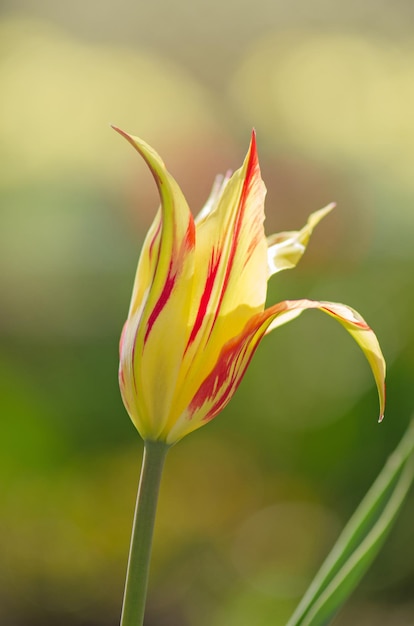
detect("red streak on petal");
top-left (204, 341), bottom-right (257, 421)
top-left (144, 261), bottom-right (176, 343)
top-left (188, 312), bottom-right (267, 423)
top-left (208, 132), bottom-right (260, 340)
top-left (321, 305), bottom-right (369, 329)
top-left (185, 248), bottom-right (222, 351)
top-left (143, 216), bottom-right (194, 345)
top-left (185, 216), bottom-right (196, 249)
top-left (244, 219), bottom-right (263, 269)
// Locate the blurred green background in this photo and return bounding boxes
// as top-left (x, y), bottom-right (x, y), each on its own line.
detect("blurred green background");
top-left (1, 1), bottom-right (414, 624)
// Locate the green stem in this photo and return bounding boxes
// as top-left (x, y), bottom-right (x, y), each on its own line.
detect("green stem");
top-left (120, 439), bottom-right (169, 626)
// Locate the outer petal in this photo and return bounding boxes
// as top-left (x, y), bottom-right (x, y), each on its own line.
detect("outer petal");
top-left (189, 130), bottom-right (268, 340)
top-left (165, 297), bottom-right (385, 444)
top-left (114, 127), bottom-right (196, 439)
top-left (165, 312), bottom-right (272, 443)
top-left (267, 203), bottom-right (335, 277)
top-left (162, 131), bottom-right (268, 435)
top-left (265, 299), bottom-right (386, 422)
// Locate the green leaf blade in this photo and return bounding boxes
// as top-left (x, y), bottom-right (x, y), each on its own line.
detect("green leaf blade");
top-left (286, 419), bottom-right (414, 626)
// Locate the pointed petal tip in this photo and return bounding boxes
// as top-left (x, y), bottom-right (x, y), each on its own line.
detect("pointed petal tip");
top-left (111, 125), bottom-right (132, 141)
top-left (249, 128), bottom-right (257, 154)
top-left (246, 129), bottom-right (260, 176)
top-left (317, 202), bottom-right (336, 219)
top-left (378, 381), bottom-right (386, 423)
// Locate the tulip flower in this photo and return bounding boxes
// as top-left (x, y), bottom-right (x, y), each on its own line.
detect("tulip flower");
top-left (114, 128), bottom-right (386, 626)
top-left (115, 127), bottom-right (385, 445)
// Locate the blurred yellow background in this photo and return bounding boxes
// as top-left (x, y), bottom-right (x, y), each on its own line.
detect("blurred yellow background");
top-left (1, 1), bottom-right (413, 624)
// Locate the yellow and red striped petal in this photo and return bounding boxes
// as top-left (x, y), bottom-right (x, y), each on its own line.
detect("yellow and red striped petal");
top-left (166, 132), bottom-right (268, 429)
top-left (165, 297), bottom-right (385, 443)
top-left (265, 299), bottom-right (386, 421)
top-left (164, 312), bottom-right (271, 443)
top-left (114, 128), bottom-right (196, 439)
top-left (267, 204), bottom-right (335, 276)
top-left (190, 131), bottom-right (267, 342)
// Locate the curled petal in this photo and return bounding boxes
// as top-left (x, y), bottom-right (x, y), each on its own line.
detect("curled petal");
top-left (267, 203), bottom-right (335, 277)
top-left (165, 297), bottom-right (385, 443)
top-left (114, 127), bottom-right (196, 439)
top-left (265, 299), bottom-right (386, 422)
